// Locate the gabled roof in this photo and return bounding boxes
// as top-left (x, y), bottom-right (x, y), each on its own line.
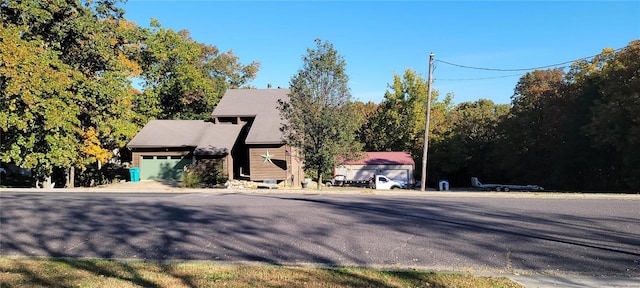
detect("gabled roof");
top-left (127, 120), bottom-right (243, 155)
top-left (341, 152), bottom-right (415, 166)
top-left (194, 124), bottom-right (243, 155)
top-left (212, 89), bottom-right (289, 145)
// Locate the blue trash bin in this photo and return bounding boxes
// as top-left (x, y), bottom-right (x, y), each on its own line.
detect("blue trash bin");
top-left (129, 167), bottom-right (140, 182)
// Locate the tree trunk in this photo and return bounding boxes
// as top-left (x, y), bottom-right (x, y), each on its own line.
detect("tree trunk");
top-left (68, 167), bottom-right (75, 188)
top-left (44, 175), bottom-right (53, 189)
top-left (33, 169), bottom-right (39, 188)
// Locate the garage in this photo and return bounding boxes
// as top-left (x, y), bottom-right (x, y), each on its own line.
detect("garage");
top-left (140, 155), bottom-right (192, 180)
top-left (380, 169), bottom-right (410, 182)
top-left (334, 152), bottom-right (415, 185)
top-left (336, 167), bottom-right (411, 182)
top-left (127, 120), bottom-right (246, 182)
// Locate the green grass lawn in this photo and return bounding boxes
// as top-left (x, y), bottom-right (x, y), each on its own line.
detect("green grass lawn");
top-left (0, 258), bottom-right (523, 288)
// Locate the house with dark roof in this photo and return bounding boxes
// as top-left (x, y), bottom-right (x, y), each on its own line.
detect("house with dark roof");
top-left (127, 89), bottom-right (303, 186)
top-left (334, 152), bottom-right (415, 185)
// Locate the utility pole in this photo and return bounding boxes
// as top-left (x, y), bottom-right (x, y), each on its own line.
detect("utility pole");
top-left (421, 53), bottom-right (434, 192)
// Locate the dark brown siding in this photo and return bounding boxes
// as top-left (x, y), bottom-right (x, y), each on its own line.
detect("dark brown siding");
top-left (249, 145), bottom-right (287, 181)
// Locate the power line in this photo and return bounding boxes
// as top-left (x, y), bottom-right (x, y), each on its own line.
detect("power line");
top-left (436, 59), bottom-right (574, 72)
top-left (436, 73), bottom-right (523, 81)
top-left (435, 47), bottom-right (625, 72)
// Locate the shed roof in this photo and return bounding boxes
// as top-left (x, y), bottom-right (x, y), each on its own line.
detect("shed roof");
top-left (341, 152), bottom-right (415, 166)
top-left (127, 120), bottom-right (242, 155)
top-left (212, 89), bottom-right (289, 144)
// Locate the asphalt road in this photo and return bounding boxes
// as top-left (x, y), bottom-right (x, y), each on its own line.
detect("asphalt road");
top-left (1, 191), bottom-right (639, 278)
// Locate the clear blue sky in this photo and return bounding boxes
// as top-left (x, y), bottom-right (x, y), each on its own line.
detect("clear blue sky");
top-left (120, 1), bottom-right (640, 105)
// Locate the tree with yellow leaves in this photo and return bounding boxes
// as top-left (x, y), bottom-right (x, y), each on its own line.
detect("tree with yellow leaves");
top-left (1, 0), bottom-right (144, 186)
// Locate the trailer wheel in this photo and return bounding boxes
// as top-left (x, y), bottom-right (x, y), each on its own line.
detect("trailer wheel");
top-left (503, 187), bottom-right (510, 192)
top-left (325, 182), bottom-right (332, 187)
top-left (496, 187), bottom-right (502, 192)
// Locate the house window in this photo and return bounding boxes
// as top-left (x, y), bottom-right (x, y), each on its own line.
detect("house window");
top-left (156, 156), bottom-right (168, 159)
top-left (142, 156), bottom-right (154, 159)
top-left (170, 156), bottom-right (182, 160)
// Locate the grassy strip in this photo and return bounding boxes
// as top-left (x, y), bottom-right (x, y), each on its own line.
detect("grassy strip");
top-left (0, 258), bottom-right (522, 288)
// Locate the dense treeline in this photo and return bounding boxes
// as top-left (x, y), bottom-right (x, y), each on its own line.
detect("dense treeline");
top-left (360, 41), bottom-right (639, 191)
top-left (1, 1), bottom-right (637, 191)
top-left (0, 0), bottom-right (258, 186)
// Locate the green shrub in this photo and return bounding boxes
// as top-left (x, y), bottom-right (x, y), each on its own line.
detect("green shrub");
top-left (182, 170), bottom-right (202, 188)
top-left (182, 159), bottom-right (224, 188)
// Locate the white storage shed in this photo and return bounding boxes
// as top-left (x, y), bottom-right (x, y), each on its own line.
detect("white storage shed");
top-left (334, 152), bottom-right (415, 185)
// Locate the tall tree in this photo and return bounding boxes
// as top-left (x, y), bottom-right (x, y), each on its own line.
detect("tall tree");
top-left (0, 0), bottom-right (261, 186)
top-left (1, 0), bottom-right (148, 186)
top-left (501, 69), bottom-right (567, 186)
top-left (361, 69), bottom-right (452, 185)
top-left (353, 100), bottom-right (379, 148)
top-left (278, 39), bottom-right (362, 188)
top-left (496, 42), bottom-right (640, 191)
top-left (364, 69), bottom-right (429, 153)
top-left (429, 99), bottom-right (509, 186)
top-left (545, 48), bottom-right (618, 190)
top-left (138, 19), bottom-right (260, 120)
top-left (0, 23), bottom-right (82, 184)
top-left (73, 16), bottom-right (148, 170)
top-left (584, 41), bottom-right (640, 190)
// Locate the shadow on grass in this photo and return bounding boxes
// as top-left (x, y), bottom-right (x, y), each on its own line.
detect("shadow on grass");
top-left (57, 259), bottom-right (162, 288)
top-left (0, 258), bottom-right (522, 288)
top-left (0, 259), bottom-right (162, 288)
